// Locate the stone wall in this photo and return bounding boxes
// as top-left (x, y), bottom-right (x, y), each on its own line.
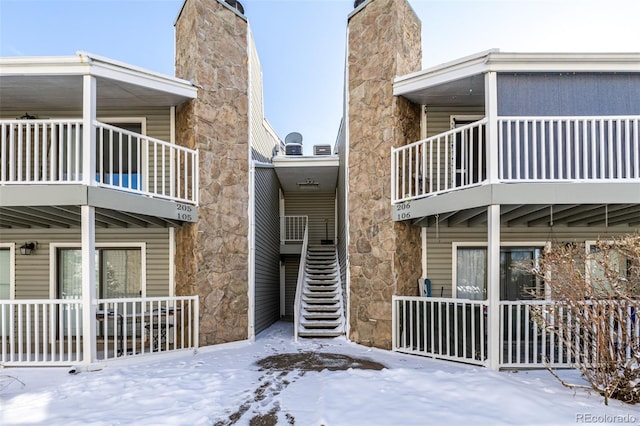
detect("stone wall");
top-left (174, 0), bottom-right (250, 345)
top-left (347, 0), bottom-right (423, 348)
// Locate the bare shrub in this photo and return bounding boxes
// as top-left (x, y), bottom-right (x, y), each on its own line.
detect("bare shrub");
top-left (527, 234), bottom-right (640, 405)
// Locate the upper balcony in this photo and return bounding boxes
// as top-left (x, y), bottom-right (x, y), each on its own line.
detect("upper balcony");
top-left (391, 51), bottom-right (640, 224)
top-left (392, 115), bottom-right (640, 222)
top-left (0, 53), bottom-right (198, 227)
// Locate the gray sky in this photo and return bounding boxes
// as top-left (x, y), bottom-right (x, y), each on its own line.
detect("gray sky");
top-left (1, 0), bottom-right (638, 151)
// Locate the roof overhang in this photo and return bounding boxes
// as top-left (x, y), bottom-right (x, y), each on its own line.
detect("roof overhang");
top-left (272, 156), bottom-right (339, 194)
top-left (0, 52), bottom-right (198, 110)
top-left (394, 50), bottom-right (640, 106)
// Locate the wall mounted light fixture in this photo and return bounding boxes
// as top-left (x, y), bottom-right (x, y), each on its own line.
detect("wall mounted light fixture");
top-left (20, 242), bottom-right (37, 255)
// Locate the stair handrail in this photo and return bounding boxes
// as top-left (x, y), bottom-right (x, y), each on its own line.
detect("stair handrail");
top-left (293, 220), bottom-right (309, 341)
top-left (332, 246), bottom-right (346, 333)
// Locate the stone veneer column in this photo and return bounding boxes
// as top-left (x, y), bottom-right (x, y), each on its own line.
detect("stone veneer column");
top-left (347, 0), bottom-right (422, 348)
top-left (174, 0), bottom-right (249, 345)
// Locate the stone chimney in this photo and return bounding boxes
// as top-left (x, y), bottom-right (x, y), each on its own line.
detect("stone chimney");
top-left (174, 0), bottom-right (250, 345)
top-left (347, 0), bottom-right (423, 348)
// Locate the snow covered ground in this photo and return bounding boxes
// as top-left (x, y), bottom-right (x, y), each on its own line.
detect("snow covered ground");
top-left (2, 321), bottom-right (639, 425)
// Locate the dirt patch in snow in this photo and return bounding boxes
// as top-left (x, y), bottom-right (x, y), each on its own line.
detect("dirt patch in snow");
top-left (256, 351), bottom-right (386, 373)
top-left (216, 352), bottom-right (386, 426)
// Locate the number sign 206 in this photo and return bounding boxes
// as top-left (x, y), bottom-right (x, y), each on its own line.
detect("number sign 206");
top-left (396, 202), bottom-right (411, 220)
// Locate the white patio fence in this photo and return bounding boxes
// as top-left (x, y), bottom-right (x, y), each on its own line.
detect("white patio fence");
top-left (0, 296), bottom-right (199, 366)
top-left (392, 296), bottom-right (488, 366)
top-left (393, 296), bottom-right (640, 369)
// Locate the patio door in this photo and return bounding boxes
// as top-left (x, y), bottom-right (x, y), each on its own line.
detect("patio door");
top-left (500, 247), bottom-right (544, 301)
top-left (98, 122), bottom-right (142, 189)
top-left (455, 246), bottom-right (543, 300)
top-left (58, 247), bottom-right (142, 335)
top-left (452, 117), bottom-right (486, 188)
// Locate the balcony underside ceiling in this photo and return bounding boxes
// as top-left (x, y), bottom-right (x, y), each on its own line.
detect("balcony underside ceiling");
top-left (0, 205), bottom-right (183, 228)
top-left (0, 75), bottom-right (192, 110)
top-left (400, 182), bottom-right (640, 228)
top-left (0, 185), bottom-right (194, 228)
top-left (272, 156), bottom-right (339, 194)
top-left (414, 203), bottom-right (640, 228)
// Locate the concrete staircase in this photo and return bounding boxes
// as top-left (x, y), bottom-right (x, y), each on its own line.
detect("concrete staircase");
top-left (297, 245), bottom-right (345, 338)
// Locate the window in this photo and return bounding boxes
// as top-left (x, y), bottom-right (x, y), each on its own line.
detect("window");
top-left (454, 245), bottom-right (544, 301)
top-left (456, 247), bottom-right (486, 300)
top-left (586, 241), bottom-right (632, 296)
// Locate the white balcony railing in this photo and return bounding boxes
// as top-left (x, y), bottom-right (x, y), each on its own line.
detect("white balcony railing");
top-left (281, 215), bottom-right (308, 243)
top-left (392, 115), bottom-right (640, 203)
top-left (0, 296), bottom-right (199, 366)
top-left (498, 116), bottom-right (640, 181)
top-left (0, 119), bottom-right (198, 205)
top-left (392, 119), bottom-right (488, 202)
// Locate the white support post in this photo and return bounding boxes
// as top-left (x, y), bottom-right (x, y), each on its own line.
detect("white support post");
top-left (421, 226), bottom-right (427, 281)
top-left (485, 72), bottom-right (499, 183)
top-left (82, 75), bottom-right (97, 186)
top-left (487, 204), bottom-right (501, 370)
top-left (81, 205), bottom-right (97, 364)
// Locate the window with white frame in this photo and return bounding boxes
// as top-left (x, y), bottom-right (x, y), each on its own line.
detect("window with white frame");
top-left (585, 241), bottom-right (632, 295)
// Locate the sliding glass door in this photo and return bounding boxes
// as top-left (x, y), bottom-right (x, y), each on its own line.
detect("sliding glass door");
top-left (455, 246), bottom-right (544, 301)
top-left (58, 248), bottom-right (142, 335)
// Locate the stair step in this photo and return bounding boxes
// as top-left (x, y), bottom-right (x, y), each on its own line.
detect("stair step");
top-left (304, 290), bottom-right (338, 299)
top-left (303, 304), bottom-right (339, 312)
top-left (306, 281), bottom-right (337, 287)
top-left (301, 320), bottom-right (340, 329)
top-left (298, 329), bottom-right (344, 338)
top-left (303, 298), bottom-right (339, 306)
top-left (307, 285), bottom-right (338, 292)
top-left (304, 312), bottom-right (341, 320)
top-left (306, 273), bottom-right (336, 278)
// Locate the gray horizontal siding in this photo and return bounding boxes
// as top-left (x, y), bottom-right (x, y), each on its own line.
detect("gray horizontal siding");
top-left (425, 224), bottom-right (639, 298)
top-left (0, 227), bottom-right (171, 299)
top-left (254, 166), bottom-right (281, 334)
top-left (0, 108), bottom-right (172, 142)
top-left (497, 73), bottom-right (640, 116)
top-left (284, 193), bottom-right (336, 246)
top-left (425, 106), bottom-right (485, 137)
top-left (284, 255), bottom-right (300, 318)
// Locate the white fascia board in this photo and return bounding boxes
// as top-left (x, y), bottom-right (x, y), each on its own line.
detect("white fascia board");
top-left (393, 49), bottom-right (497, 96)
top-left (0, 55), bottom-right (91, 76)
top-left (0, 52), bottom-right (197, 99)
top-left (485, 52), bottom-right (640, 73)
top-left (80, 52), bottom-right (197, 99)
top-left (394, 50), bottom-right (640, 97)
top-left (272, 156), bottom-right (339, 168)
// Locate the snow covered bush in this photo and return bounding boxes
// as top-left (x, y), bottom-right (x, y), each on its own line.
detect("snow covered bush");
top-left (527, 234), bottom-right (640, 405)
